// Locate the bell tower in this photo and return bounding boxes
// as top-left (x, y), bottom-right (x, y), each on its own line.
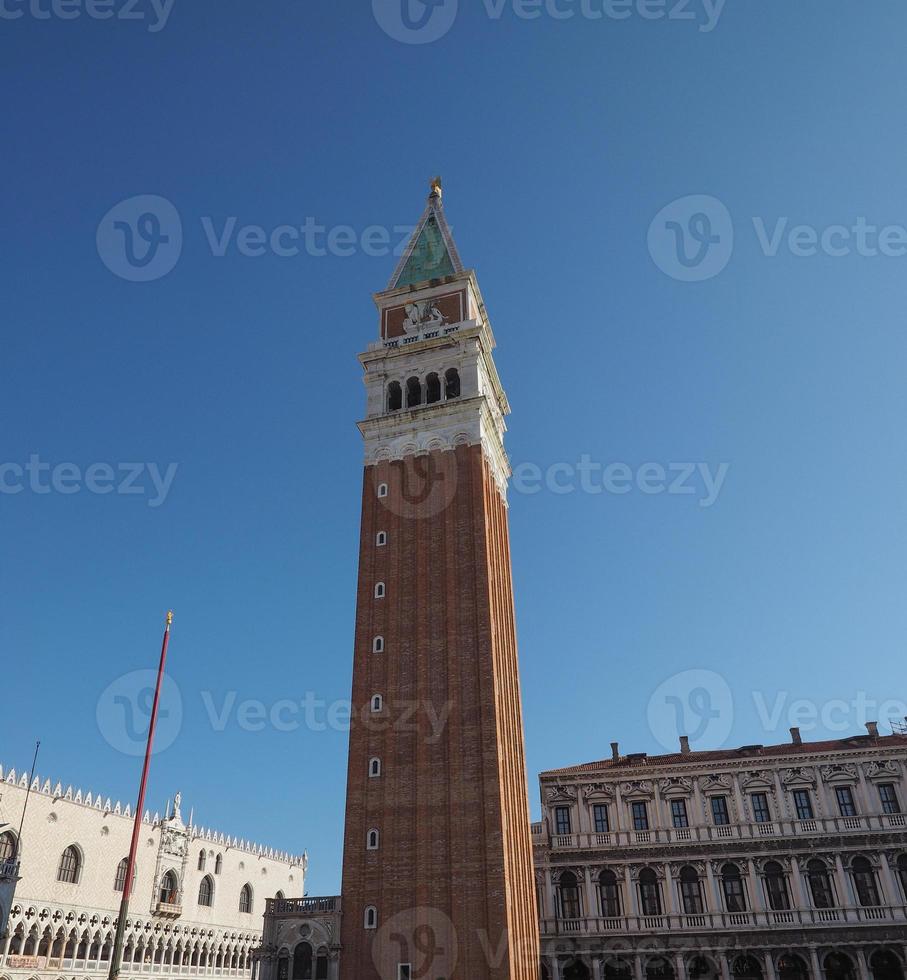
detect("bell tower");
top-left (338, 181), bottom-right (539, 980)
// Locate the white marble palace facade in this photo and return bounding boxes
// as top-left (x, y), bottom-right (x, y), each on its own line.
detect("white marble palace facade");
top-left (534, 726), bottom-right (907, 980)
top-left (0, 763), bottom-right (306, 980)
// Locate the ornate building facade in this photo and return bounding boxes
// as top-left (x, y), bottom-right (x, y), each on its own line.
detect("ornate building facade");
top-left (0, 763), bottom-right (305, 980)
top-left (533, 727), bottom-right (907, 980)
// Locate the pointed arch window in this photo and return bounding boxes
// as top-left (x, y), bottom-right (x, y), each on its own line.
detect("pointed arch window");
top-left (364, 906), bottom-right (378, 930)
top-left (445, 368), bottom-right (461, 400)
top-left (366, 830), bottom-right (379, 850)
top-left (369, 758), bottom-right (381, 778)
top-left (198, 850), bottom-right (206, 871)
top-left (198, 875), bottom-right (214, 907)
top-left (0, 831), bottom-right (17, 863)
top-left (215, 854), bottom-right (222, 875)
top-left (58, 845), bottom-right (81, 884)
top-left (159, 870), bottom-right (179, 905)
top-left (114, 858), bottom-right (129, 892)
top-left (239, 884), bottom-right (253, 914)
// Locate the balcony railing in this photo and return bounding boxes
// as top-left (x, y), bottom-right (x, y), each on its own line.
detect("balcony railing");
top-left (0, 859), bottom-right (20, 879)
top-left (540, 904), bottom-right (906, 936)
top-left (548, 814), bottom-right (906, 850)
top-left (265, 896), bottom-right (341, 917)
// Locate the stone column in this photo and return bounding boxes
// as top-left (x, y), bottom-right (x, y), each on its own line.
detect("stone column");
top-left (705, 863), bottom-right (722, 913)
top-left (720, 954), bottom-right (732, 980)
top-left (585, 871), bottom-right (600, 922)
top-left (747, 860), bottom-right (765, 912)
top-left (675, 952), bottom-right (688, 980)
top-left (593, 958), bottom-right (604, 980)
top-left (550, 954), bottom-right (562, 980)
top-left (834, 856), bottom-right (854, 908)
top-left (763, 952), bottom-right (778, 980)
top-left (634, 954), bottom-right (645, 980)
top-left (791, 859), bottom-right (810, 910)
top-left (664, 865), bottom-right (678, 916)
top-left (878, 852), bottom-right (898, 906)
top-left (855, 948), bottom-right (871, 980)
top-left (544, 870), bottom-right (556, 923)
top-left (809, 948), bottom-right (823, 980)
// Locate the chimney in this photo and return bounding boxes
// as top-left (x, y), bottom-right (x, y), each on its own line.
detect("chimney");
top-left (611, 742), bottom-right (620, 763)
top-left (679, 736), bottom-right (691, 755)
top-left (866, 721), bottom-right (879, 738)
top-left (790, 727), bottom-right (802, 745)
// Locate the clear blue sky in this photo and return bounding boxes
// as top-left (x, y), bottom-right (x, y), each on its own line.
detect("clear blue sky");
top-left (3, 1), bottom-right (906, 896)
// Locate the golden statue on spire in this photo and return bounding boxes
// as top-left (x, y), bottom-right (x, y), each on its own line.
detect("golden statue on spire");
top-left (429, 176), bottom-right (443, 200)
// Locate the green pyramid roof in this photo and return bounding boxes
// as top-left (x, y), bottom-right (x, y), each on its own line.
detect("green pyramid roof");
top-left (394, 214), bottom-right (456, 287)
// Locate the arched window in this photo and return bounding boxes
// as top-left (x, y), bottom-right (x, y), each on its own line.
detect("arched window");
top-left (369, 758), bottom-right (381, 778)
top-left (364, 906), bottom-right (378, 930)
top-left (58, 845), bottom-right (81, 884)
top-left (372, 635), bottom-right (385, 653)
top-left (275, 890), bottom-right (285, 901)
top-left (406, 377), bottom-right (422, 408)
top-left (679, 866), bottom-right (704, 914)
top-left (366, 829), bottom-right (379, 850)
top-left (777, 956), bottom-right (810, 980)
top-left (599, 869), bottom-right (621, 918)
top-left (721, 863), bottom-right (747, 912)
top-left (445, 368), bottom-right (461, 399)
top-left (376, 531), bottom-right (387, 546)
top-left (851, 856), bottom-right (880, 906)
top-left (377, 483), bottom-right (388, 498)
top-left (371, 694), bottom-right (383, 712)
top-left (763, 861), bottom-right (790, 911)
top-left (638, 868), bottom-right (661, 916)
top-left (557, 871), bottom-right (581, 920)
top-left (807, 859), bottom-right (835, 909)
top-left (198, 875), bottom-right (214, 907)
top-left (293, 941), bottom-right (313, 980)
top-left (315, 953), bottom-right (329, 980)
top-left (731, 956), bottom-right (763, 980)
top-left (198, 850), bottom-right (206, 871)
top-left (898, 854), bottom-right (907, 901)
top-left (159, 870), bottom-right (178, 904)
top-left (387, 381), bottom-right (402, 412)
top-left (215, 854), bottom-right (222, 875)
top-left (0, 831), bottom-right (17, 863)
top-left (374, 582), bottom-right (385, 599)
top-left (824, 953), bottom-right (856, 980)
top-left (425, 372), bottom-right (441, 404)
top-left (239, 884), bottom-right (253, 914)
top-left (869, 951), bottom-right (904, 980)
top-left (114, 858), bottom-right (129, 892)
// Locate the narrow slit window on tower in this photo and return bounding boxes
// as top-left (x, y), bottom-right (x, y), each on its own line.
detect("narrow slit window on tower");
top-left (386, 381), bottom-right (402, 412)
top-left (374, 582), bottom-right (385, 599)
top-left (371, 694), bottom-right (383, 712)
top-left (364, 907), bottom-right (378, 930)
top-left (376, 531), bottom-right (387, 546)
top-left (425, 372), bottom-right (441, 404)
top-left (377, 483), bottom-right (388, 498)
top-left (445, 368), bottom-right (461, 400)
top-left (372, 636), bottom-right (384, 653)
top-left (367, 830), bottom-right (379, 850)
top-left (406, 376), bottom-right (422, 408)
top-left (369, 758), bottom-right (381, 778)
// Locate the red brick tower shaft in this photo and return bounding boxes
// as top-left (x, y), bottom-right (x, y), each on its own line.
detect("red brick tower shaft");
top-left (339, 184), bottom-right (539, 980)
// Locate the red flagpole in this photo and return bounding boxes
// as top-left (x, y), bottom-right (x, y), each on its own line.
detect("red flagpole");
top-left (108, 611), bottom-right (174, 980)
